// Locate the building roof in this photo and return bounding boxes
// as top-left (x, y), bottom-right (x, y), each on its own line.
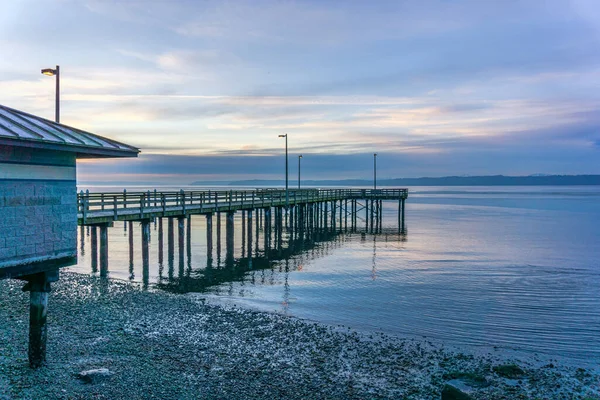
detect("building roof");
top-left (0, 104), bottom-right (140, 158)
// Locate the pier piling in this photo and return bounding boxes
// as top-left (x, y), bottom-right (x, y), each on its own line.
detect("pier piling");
top-left (90, 226), bottom-right (98, 273)
top-left (99, 225), bottom-right (109, 277)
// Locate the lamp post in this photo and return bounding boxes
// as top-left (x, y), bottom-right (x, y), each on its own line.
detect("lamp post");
top-left (298, 155), bottom-right (302, 189)
top-left (373, 153), bottom-right (377, 190)
top-left (41, 65), bottom-right (60, 123)
top-left (278, 134), bottom-right (289, 208)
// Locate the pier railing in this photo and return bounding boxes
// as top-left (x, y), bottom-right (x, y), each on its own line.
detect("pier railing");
top-left (77, 188), bottom-right (408, 224)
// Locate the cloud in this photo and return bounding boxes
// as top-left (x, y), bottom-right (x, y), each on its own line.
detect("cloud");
top-left (2, 0), bottom-right (600, 181)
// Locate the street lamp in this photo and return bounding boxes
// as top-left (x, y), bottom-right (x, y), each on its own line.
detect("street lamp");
top-left (298, 155), bottom-right (303, 189)
top-left (278, 134), bottom-right (289, 208)
top-left (373, 153), bottom-right (377, 190)
top-left (41, 65), bottom-right (60, 123)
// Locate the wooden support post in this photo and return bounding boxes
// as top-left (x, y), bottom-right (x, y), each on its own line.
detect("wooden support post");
top-left (255, 208), bottom-right (259, 255)
top-left (90, 226), bottom-right (98, 273)
top-left (247, 210), bottom-right (253, 260)
top-left (289, 206), bottom-right (294, 240)
top-left (178, 216), bottom-right (185, 270)
top-left (206, 213), bottom-right (213, 260)
top-left (264, 208), bottom-right (271, 254)
top-left (226, 211), bottom-right (235, 263)
top-left (273, 207), bottom-right (278, 243)
top-left (365, 200), bottom-right (369, 232)
top-left (370, 199), bottom-right (375, 233)
top-left (344, 199), bottom-right (348, 232)
top-left (401, 198), bottom-right (405, 228)
top-left (141, 219), bottom-right (150, 288)
top-left (277, 207), bottom-right (283, 252)
top-left (216, 212), bottom-right (221, 261)
top-left (100, 225), bottom-right (109, 277)
top-left (79, 225), bottom-right (85, 256)
top-left (241, 210), bottom-right (246, 258)
top-left (186, 215), bottom-right (192, 265)
top-left (167, 217), bottom-right (174, 265)
top-left (128, 221), bottom-right (134, 277)
top-left (22, 270), bottom-right (58, 369)
top-left (158, 217), bottom-right (164, 273)
top-left (332, 201), bottom-right (336, 232)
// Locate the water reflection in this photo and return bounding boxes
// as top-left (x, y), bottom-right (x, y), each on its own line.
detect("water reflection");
top-left (156, 225), bottom-right (348, 294)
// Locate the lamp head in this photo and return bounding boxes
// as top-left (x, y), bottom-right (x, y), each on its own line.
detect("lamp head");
top-left (41, 68), bottom-right (57, 76)
top-left (299, 154), bottom-right (303, 158)
top-left (374, 153), bottom-right (377, 157)
top-left (278, 134), bottom-right (287, 138)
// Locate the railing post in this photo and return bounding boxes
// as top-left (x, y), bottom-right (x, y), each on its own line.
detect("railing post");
top-left (101, 193), bottom-right (105, 210)
top-left (113, 195), bottom-right (118, 220)
top-left (154, 189), bottom-right (158, 207)
top-left (78, 190), bottom-right (83, 214)
top-left (229, 190), bottom-right (233, 210)
top-left (161, 193), bottom-right (166, 216)
top-left (181, 190), bottom-right (186, 213)
top-left (80, 190), bottom-right (88, 223)
top-left (123, 189), bottom-right (127, 209)
top-left (140, 194), bottom-right (145, 219)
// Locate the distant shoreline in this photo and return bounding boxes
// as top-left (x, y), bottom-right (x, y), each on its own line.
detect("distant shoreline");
top-left (190, 175), bottom-right (600, 187)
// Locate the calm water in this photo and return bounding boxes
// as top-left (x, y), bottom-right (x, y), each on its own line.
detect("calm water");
top-left (71, 186), bottom-right (600, 362)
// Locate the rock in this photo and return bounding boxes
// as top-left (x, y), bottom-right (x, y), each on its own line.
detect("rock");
top-left (441, 384), bottom-right (473, 400)
top-left (76, 368), bottom-right (114, 384)
top-left (443, 371), bottom-right (488, 388)
top-left (493, 364), bottom-right (525, 379)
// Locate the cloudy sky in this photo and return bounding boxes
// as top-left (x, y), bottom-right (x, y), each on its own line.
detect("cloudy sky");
top-left (1, 0), bottom-right (600, 184)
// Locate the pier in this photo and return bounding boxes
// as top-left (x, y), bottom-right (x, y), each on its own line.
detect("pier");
top-left (77, 188), bottom-right (408, 276)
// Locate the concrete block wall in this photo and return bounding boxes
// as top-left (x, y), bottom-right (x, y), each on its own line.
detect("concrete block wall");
top-left (0, 146), bottom-right (77, 272)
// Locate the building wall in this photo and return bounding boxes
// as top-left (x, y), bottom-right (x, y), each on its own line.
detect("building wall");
top-left (0, 146), bottom-right (77, 275)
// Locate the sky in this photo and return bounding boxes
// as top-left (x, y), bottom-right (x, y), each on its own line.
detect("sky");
top-left (1, 0), bottom-right (600, 184)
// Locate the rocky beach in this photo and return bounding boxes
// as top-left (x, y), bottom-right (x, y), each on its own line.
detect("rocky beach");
top-left (0, 272), bottom-right (598, 400)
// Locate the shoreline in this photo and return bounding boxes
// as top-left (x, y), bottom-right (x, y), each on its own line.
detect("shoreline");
top-left (1, 272), bottom-right (598, 399)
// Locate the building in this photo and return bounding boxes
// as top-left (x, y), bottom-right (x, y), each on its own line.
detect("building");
top-left (0, 103), bottom-right (139, 366)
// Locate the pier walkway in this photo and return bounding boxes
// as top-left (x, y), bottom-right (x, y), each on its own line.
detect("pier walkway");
top-left (78, 188), bottom-right (407, 225)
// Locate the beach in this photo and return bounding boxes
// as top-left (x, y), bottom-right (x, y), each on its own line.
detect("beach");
top-left (1, 272), bottom-right (598, 399)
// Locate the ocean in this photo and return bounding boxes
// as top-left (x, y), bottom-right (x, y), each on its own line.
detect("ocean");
top-left (71, 185), bottom-right (600, 363)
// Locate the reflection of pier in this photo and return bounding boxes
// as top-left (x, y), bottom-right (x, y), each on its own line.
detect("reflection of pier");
top-left (78, 189), bottom-right (408, 277)
top-left (155, 225), bottom-right (346, 294)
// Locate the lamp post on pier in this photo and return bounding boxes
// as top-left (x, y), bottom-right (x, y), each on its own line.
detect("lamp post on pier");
top-left (373, 153), bottom-right (377, 190)
top-left (278, 134), bottom-right (289, 208)
top-left (298, 154), bottom-right (302, 189)
top-left (41, 65), bottom-right (60, 123)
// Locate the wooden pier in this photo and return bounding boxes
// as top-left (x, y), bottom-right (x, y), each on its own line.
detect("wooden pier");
top-left (77, 188), bottom-right (408, 276)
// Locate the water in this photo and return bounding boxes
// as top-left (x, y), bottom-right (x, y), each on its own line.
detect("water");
top-left (71, 185), bottom-right (600, 362)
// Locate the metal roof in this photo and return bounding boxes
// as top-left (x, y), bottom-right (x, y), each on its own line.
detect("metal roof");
top-left (0, 104), bottom-right (140, 158)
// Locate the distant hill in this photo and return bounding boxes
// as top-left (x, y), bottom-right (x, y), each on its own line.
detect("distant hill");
top-left (191, 175), bottom-right (600, 187)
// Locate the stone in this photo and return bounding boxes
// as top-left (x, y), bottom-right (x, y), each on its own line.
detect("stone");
top-left (441, 384), bottom-right (474, 400)
top-left (76, 368), bottom-right (114, 384)
top-left (493, 364), bottom-right (525, 379)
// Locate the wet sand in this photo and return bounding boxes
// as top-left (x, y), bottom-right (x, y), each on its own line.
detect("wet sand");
top-left (0, 272), bottom-right (598, 399)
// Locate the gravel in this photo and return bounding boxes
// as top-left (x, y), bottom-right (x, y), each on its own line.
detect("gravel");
top-left (0, 272), bottom-right (598, 399)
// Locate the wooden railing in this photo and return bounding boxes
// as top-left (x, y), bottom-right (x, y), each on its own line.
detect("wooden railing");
top-left (77, 188), bottom-right (408, 223)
